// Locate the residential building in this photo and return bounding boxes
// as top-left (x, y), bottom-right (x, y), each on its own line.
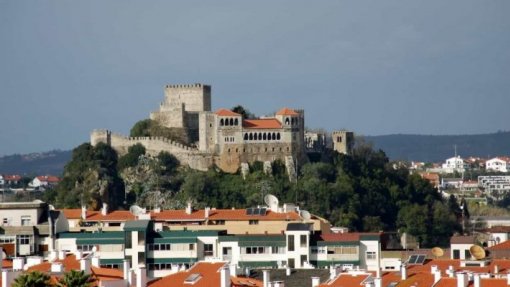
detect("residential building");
top-left (486, 157), bottom-right (510, 173)
top-left (29, 175), bottom-right (61, 188)
top-left (441, 156), bottom-right (467, 174)
top-left (478, 175), bottom-right (510, 198)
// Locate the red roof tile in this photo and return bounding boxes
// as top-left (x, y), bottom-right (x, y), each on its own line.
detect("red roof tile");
top-left (275, 108), bottom-right (299, 116)
top-left (490, 240), bottom-right (510, 250)
top-left (215, 109), bottom-right (241, 117)
top-left (151, 210), bottom-right (206, 221)
top-left (208, 209), bottom-right (300, 221)
top-left (60, 209), bottom-right (98, 220)
top-left (318, 273), bottom-right (370, 287)
top-left (87, 210), bottom-right (135, 222)
top-left (243, 119), bottom-right (282, 129)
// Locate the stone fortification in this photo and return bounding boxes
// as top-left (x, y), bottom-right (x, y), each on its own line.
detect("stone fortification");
top-left (91, 129), bottom-right (213, 171)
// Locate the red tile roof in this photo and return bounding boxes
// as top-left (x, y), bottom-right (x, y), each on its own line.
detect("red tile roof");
top-left (87, 210), bottom-right (136, 222)
top-left (318, 273), bottom-right (370, 287)
top-left (275, 107), bottom-right (299, 116)
top-left (36, 175), bottom-right (60, 183)
top-left (490, 240), bottom-right (510, 250)
top-left (215, 109), bottom-right (241, 117)
top-left (4, 175), bottom-right (21, 181)
top-left (60, 209), bottom-right (99, 220)
top-left (148, 262), bottom-right (263, 287)
top-left (151, 210), bottom-right (206, 221)
top-left (243, 119), bottom-right (282, 129)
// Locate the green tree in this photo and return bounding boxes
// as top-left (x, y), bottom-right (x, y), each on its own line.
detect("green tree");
top-left (231, 105), bottom-right (255, 119)
top-left (12, 271), bottom-right (52, 287)
top-left (117, 144), bottom-right (146, 170)
top-left (57, 270), bottom-right (94, 287)
top-left (130, 119), bottom-right (152, 137)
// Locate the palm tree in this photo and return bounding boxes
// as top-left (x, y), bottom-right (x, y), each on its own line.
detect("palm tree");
top-left (12, 271), bottom-right (52, 287)
top-left (57, 270), bottom-right (94, 287)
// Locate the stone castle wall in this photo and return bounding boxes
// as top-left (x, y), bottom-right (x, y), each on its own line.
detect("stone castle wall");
top-left (91, 129), bottom-right (213, 171)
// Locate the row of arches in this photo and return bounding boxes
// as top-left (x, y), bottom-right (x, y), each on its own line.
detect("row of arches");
top-left (284, 117), bottom-right (299, 126)
top-left (244, 132), bottom-right (281, 141)
top-left (220, 118), bottom-right (239, 126)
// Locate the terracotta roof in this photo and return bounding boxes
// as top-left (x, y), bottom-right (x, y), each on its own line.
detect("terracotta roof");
top-left (318, 273), bottom-right (370, 287)
top-left (4, 175), bottom-right (21, 181)
top-left (397, 273), bottom-right (435, 287)
top-left (275, 107), bottom-right (299, 116)
top-left (151, 210), bottom-right (206, 221)
top-left (320, 233), bottom-right (361, 242)
top-left (484, 226), bottom-right (510, 233)
top-left (87, 210), bottom-right (136, 222)
top-left (208, 209), bottom-right (300, 221)
top-left (60, 209), bottom-right (99, 220)
top-left (148, 262), bottom-right (263, 287)
top-left (36, 175), bottom-right (60, 183)
top-left (2, 259), bottom-right (12, 269)
top-left (215, 108), bottom-right (241, 117)
top-left (243, 119), bottom-right (282, 129)
top-left (27, 254), bottom-right (123, 286)
top-left (490, 240), bottom-right (510, 250)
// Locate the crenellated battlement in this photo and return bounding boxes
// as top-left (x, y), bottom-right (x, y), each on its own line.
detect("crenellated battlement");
top-left (164, 83), bottom-right (209, 89)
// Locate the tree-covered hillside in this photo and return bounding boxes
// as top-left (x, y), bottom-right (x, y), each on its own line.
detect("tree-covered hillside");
top-left (49, 141), bottom-right (462, 247)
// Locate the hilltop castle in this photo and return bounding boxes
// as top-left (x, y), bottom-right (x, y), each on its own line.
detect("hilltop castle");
top-left (91, 84), bottom-right (307, 173)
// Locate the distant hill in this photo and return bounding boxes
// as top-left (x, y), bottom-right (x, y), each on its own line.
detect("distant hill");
top-left (0, 150), bottom-right (71, 176)
top-left (365, 131), bottom-right (510, 162)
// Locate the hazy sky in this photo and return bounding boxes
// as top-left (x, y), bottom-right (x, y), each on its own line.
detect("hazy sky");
top-left (1, 1), bottom-right (509, 155)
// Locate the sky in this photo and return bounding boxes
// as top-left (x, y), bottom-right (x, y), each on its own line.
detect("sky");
top-left (0, 1), bottom-right (509, 156)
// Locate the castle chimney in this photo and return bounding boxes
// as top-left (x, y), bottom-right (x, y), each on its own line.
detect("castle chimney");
top-left (101, 203), bottom-right (108, 216)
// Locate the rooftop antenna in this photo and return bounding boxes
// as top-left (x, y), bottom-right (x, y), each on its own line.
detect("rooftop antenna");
top-left (454, 144), bottom-right (457, 157)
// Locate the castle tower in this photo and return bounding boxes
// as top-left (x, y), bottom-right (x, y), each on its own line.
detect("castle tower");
top-left (332, 130), bottom-right (354, 155)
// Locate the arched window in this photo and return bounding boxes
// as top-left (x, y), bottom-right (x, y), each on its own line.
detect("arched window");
top-left (277, 133), bottom-right (281, 140)
top-left (229, 118), bottom-right (234, 126)
top-left (244, 133), bottom-right (248, 140)
top-left (224, 118), bottom-right (229, 126)
top-left (258, 133), bottom-right (262, 140)
top-left (285, 117), bottom-right (290, 125)
top-left (263, 133), bottom-right (267, 140)
top-left (234, 118), bottom-right (239, 126)
top-left (272, 133), bottom-right (276, 140)
top-left (249, 133), bottom-right (253, 140)
top-left (220, 119), bottom-right (224, 126)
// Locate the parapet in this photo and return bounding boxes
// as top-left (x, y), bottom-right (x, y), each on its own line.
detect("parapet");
top-left (164, 83), bottom-right (209, 89)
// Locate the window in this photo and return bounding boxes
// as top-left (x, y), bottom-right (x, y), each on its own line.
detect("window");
top-left (204, 244), bottom-right (213, 257)
top-left (300, 235), bottom-right (307, 248)
top-left (2, 218), bottom-right (8, 225)
top-left (17, 235), bottom-right (31, 245)
top-left (453, 249), bottom-right (460, 259)
top-left (366, 251), bottom-right (376, 260)
top-left (300, 255), bottom-right (307, 266)
top-left (77, 245), bottom-right (94, 252)
top-left (464, 249), bottom-right (471, 259)
top-left (271, 246), bottom-right (285, 254)
top-left (288, 235), bottom-right (295, 251)
top-left (249, 220), bottom-right (259, 225)
top-left (21, 216), bottom-right (31, 226)
top-left (189, 244), bottom-right (195, 251)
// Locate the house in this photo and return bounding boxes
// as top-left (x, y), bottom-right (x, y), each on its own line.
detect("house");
top-left (3, 175), bottom-right (21, 186)
top-left (29, 175), bottom-right (60, 188)
top-left (0, 200), bottom-right (67, 257)
top-left (486, 157), bottom-right (510, 173)
top-left (420, 172), bottom-right (440, 188)
top-left (478, 176), bottom-right (510, 198)
top-left (441, 156), bottom-right (467, 174)
top-left (450, 235), bottom-right (476, 260)
top-left (0, 175), bottom-right (4, 186)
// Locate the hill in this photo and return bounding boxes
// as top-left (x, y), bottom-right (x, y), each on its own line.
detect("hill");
top-left (365, 131), bottom-right (510, 162)
top-left (0, 150), bottom-right (71, 175)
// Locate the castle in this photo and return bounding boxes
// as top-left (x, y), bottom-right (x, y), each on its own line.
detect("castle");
top-left (91, 84), bottom-right (307, 173)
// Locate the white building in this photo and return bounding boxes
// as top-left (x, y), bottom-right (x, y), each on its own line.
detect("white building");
top-left (486, 157), bottom-right (509, 173)
top-left (441, 156), bottom-right (467, 174)
top-left (0, 175), bottom-right (4, 186)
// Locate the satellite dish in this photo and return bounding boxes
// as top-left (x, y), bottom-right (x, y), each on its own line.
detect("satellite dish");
top-left (129, 205), bottom-right (144, 216)
top-left (469, 245), bottom-right (486, 260)
top-left (300, 210), bottom-right (311, 221)
top-left (431, 247), bottom-right (444, 258)
top-left (264, 194), bottom-right (279, 211)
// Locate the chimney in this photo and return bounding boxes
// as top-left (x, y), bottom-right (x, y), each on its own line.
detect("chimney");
top-left (51, 262), bottom-right (64, 273)
top-left (49, 250), bottom-right (58, 262)
top-left (186, 201), bottom-right (192, 215)
top-left (136, 267), bottom-right (147, 287)
top-left (81, 205), bottom-right (87, 220)
top-left (495, 264), bottom-right (500, 274)
top-left (434, 270), bottom-right (441, 284)
top-left (311, 277), bottom-right (320, 287)
top-left (263, 270), bottom-right (270, 287)
top-left (154, 207), bottom-right (161, 213)
top-left (507, 271), bottom-right (510, 286)
top-left (473, 274), bottom-right (481, 287)
top-left (447, 266), bottom-right (455, 278)
top-left (92, 255), bottom-right (100, 267)
top-left (26, 256), bottom-right (44, 269)
top-left (401, 264), bottom-right (407, 280)
top-left (431, 265), bottom-right (438, 274)
top-left (58, 250), bottom-right (66, 260)
top-left (75, 250), bottom-right (83, 260)
top-left (12, 257), bottom-right (25, 271)
top-left (221, 266), bottom-right (231, 287)
top-left (205, 207), bottom-right (210, 219)
top-left (80, 257), bottom-right (91, 275)
top-left (123, 259), bottom-right (130, 280)
top-left (229, 263), bottom-right (237, 277)
top-left (286, 266), bottom-right (292, 276)
top-left (101, 203), bottom-right (108, 216)
top-left (456, 272), bottom-right (468, 287)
